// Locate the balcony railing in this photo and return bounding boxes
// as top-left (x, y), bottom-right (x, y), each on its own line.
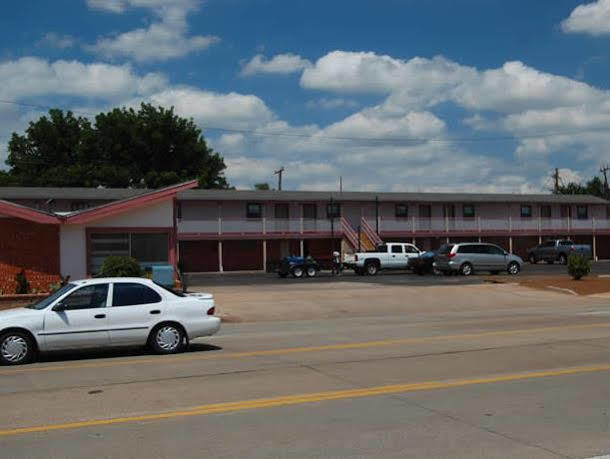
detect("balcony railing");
top-left (178, 216), bottom-right (610, 238)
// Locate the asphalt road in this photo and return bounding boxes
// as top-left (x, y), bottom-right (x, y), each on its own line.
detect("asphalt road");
top-left (1, 284), bottom-right (610, 458)
top-left (184, 260), bottom-right (610, 287)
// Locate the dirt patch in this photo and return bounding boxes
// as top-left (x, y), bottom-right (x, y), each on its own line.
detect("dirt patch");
top-left (514, 276), bottom-right (610, 296)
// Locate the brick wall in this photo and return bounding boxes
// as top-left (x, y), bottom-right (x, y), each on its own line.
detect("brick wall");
top-left (0, 218), bottom-right (61, 292)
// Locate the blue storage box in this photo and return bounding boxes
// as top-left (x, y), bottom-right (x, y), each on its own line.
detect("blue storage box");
top-left (151, 265), bottom-right (174, 287)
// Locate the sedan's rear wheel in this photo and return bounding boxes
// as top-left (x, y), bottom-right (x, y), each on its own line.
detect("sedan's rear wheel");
top-left (0, 331), bottom-right (34, 365)
top-left (150, 324), bottom-right (185, 354)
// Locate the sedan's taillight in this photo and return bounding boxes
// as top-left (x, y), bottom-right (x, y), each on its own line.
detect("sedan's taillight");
top-left (354, 255), bottom-right (359, 262)
top-left (207, 307), bottom-right (215, 315)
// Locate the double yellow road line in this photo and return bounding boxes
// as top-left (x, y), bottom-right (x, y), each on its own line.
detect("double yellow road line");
top-left (2, 362), bottom-right (610, 437)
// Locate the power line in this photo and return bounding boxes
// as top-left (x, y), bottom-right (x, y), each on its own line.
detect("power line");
top-left (1, 98), bottom-right (610, 144)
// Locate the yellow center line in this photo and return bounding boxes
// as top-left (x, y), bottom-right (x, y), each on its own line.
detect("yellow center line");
top-left (2, 321), bottom-right (610, 376)
top-left (1, 362), bottom-right (610, 437)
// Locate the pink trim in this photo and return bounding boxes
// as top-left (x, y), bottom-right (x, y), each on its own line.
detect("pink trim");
top-left (0, 200), bottom-right (60, 224)
top-left (67, 180), bottom-right (198, 225)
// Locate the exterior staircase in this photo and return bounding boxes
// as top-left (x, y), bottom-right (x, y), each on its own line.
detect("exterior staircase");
top-left (340, 217), bottom-right (383, 252)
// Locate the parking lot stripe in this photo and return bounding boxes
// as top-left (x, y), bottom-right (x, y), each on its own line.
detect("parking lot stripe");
top-left (1, 362), bottom-right (610, 437)
top-left (2, 321), bottom-right (610, 376)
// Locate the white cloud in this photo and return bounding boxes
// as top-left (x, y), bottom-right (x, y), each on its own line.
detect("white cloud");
top-left (0, 57), bottom-right (167, 100)
top-left (141, 87), bottom-right (274, 130)
top-left (39, 32), bottom-right (75, 49)
top-left (561, 0), bottom-right (610, 36)
top-left (86, 0), bottom-right (218, 62)
top-left (306, 98), bottom-right (358, 110)
top-left (241, 54), bottom-right (311, 76)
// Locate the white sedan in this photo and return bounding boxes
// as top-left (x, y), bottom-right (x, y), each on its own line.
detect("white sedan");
top-left (0, 277), bottom-right (221, 365)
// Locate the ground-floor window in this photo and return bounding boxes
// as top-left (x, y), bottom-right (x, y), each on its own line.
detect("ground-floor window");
top-left (89, 232), bottom-right (169, 274)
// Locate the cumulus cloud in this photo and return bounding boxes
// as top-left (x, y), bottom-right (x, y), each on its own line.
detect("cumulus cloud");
top-left (561, 0), bottom-right (610, 36)
top-left (39, 32), bottom-right (75, 49)
top-left (241, 53), bottom-right (312, 76)
top-left (0, 57), bottom-right (167, 100)
top-left (306, 98), bottom-right (358, 110)
top-left (86, 0), bottom-right (218, 62)
top-left (141, 87), bottom-right (274, 130)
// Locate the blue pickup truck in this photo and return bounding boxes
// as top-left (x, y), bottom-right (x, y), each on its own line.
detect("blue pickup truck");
top-left (527, 239), bottom-right (592, 265)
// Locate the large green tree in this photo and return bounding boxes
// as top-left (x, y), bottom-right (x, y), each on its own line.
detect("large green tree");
top-left (6, 104), bottom-right (229, 189)
top-left (554, 175), bottom-right (607, 199)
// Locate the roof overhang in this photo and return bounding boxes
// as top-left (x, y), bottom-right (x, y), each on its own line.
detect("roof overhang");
top-left (65, 180), bottom-right (198, 225)
top-left (0, 200), bottom-right (61, 224)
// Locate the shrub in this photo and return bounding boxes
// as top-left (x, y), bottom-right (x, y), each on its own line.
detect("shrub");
top-left (567, 253), bottom-right (591, 280)
top-left (99, 256), bottom-right (143, 278)
top-left (15, 269), bottom-right (30, 294)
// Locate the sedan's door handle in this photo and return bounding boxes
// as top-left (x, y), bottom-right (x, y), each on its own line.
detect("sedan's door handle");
top-left (94, 314), bottom-right (106, 319)
top-left (150, 310), bottom-right (161, 315)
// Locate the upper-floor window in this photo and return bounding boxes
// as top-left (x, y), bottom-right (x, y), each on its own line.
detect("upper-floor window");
top-left (419, 204), bottom-right (431, 219)
top-left (395, 203), bottom-right (408, 218)
top-left (246, 203), bottom-right (263, 219)
top-left (540, 205), bottom-right (552, 219)
top-left (576, 205), bottom-right (588, 220)
top-left (520, 205), bottom-right (532, 218)
top-left (463, 205), bottom-right (475, 218)
top-left (443, 204), bottom-right (456, 219)
top-left (326, 203), bottom-right (341, 218)
top-left (303, 204), bottom-right (317, 220)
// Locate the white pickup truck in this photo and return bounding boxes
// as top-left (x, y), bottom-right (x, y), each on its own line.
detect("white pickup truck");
top-left (343, 242), bottom-right (422, 275)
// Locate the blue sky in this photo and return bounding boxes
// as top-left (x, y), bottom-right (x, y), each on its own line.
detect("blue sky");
top-left (1, 0), bottom-right (610, 192)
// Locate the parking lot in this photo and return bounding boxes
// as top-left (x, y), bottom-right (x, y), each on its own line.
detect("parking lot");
top-left (2, 272), bottom-right (610, 458)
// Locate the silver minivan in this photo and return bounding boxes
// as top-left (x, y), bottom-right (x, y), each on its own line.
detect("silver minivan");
top-left (433, 243), bottom-right (523, 276)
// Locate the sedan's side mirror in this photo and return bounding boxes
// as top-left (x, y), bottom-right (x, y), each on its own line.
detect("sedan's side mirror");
top-left (52, 302), bottom-right (66, 312)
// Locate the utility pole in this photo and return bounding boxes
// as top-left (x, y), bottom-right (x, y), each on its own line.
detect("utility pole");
top-left (600, 164), bottom-right (610, 199)
top-left (552, 168), bottom-right (560, 193)
top-left (274, 167), bottom-right (284, 191)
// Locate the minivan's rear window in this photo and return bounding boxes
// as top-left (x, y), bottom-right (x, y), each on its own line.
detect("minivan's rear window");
top-left (438, 244), bottom-right (454, 254)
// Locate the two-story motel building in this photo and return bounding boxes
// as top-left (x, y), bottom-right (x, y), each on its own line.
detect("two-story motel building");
top-left (0, 180), bottom-right (608, 281)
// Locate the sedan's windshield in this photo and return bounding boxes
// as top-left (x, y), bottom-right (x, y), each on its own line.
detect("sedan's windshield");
top-left (26, 284), bottom-right (77, 310)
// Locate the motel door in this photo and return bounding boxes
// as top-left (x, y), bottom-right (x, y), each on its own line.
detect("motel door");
top-left (275, 204), bottom-right (289, 232)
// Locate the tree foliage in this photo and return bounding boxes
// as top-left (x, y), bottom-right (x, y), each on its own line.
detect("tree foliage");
top-left (6, 104), bottom-right (230, 189)
top-left (254, 182), bottom-right (271, 190)
top-left (554, 176), bottom-right (607, 199)
top-left (99, 256), bottom-right (144, 278)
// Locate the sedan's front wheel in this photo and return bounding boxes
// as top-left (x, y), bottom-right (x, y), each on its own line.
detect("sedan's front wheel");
top-left (0, 331), bottom-right (34, 365)
top-left (507, 262), bottom-right (520, 275)
top-left (150, 324), bottom-right (186, 354)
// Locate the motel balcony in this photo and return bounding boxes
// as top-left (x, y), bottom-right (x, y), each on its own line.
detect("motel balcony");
top-left (177, 216), bottom-right (610, 240)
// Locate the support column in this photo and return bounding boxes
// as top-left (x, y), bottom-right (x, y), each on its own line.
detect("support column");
top-left (218, 241), bottom-right (223, 272)
top-left (300, 239), bottom-right (304, 257)
top-left (263, 240), bottom-right (267, 271)
top-left (509, 236), bottom-right (513, 254)
top-left (539, 235), bottom-right (542, 244)
top-left (593, 234), bottom-right (598, 261)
